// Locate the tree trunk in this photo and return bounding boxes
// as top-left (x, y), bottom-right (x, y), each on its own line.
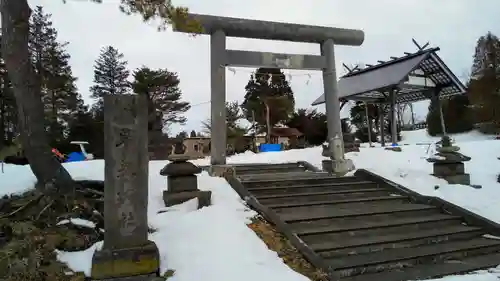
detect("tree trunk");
top-left (264, 101), bottom-right (271, 143)
top-left (0, 0), bottom-right (75, 191)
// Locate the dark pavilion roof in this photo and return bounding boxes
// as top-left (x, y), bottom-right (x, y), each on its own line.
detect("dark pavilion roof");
top-left (311, 47), bottom-right (467, 105)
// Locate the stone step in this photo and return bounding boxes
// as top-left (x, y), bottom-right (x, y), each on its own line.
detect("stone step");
top-left (339, 251), bottom-right (500, 281)
top-left (287, 208), bottom-right (446, 234)
top-left (328, 237), bottom-right (500, 277)
top-left (246, 182), bottom-right (379, 197)
top-left (236, 166), bottom-right (306, 176)
top-left (256, 188), bottom-right (393, 206)
top-left (279, 203), bottom-right (437, 222)
top-left (310, 224), bottom-right (481, 253)
top-left (266, 195), bottom-right (407, 209)
top-left (294, 213), bottom-right (460, 236)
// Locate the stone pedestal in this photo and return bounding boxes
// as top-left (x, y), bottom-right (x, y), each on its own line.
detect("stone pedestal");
top-left (160, 155), bottom-right (211, 209)
top-left (322, 135), bottom-right (355, 176)
top-left (91, 95), bottom-right (159, 280)
top-left (427, 136), bottom-right (471, 185)
top-left (322, 159), bottom-right (355, 176)
top-left (207, 164), bottom-right (235, 178)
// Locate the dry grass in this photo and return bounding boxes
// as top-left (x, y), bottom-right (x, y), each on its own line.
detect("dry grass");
top-left (247, 216), bottom-right (328, 281)
top-left (0, 186), bottom-right (104, 281)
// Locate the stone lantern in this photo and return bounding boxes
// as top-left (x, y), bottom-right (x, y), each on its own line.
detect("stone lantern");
top-left (426, 136), bottom-right (471, 185)
top-left (160, 139), bottom-right (211, 209)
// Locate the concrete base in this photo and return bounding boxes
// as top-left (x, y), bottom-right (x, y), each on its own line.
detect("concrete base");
top-left (322, 158), bottom-right (355, 176)
top-left (163, 190), bottom-right (212, 209)
top-left (437, 173), bottom-right (471, 185)
top-left (207, 165), bottom-right (235, 177)
top-left (91, 241), bottom-right (159, 280)
top-left (433, 162), bottom-right (465, 177)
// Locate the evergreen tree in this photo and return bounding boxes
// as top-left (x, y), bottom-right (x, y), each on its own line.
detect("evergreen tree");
top-left (468, 32), bottom-right (500, 132)
top-left (0, 40), bottom-right (17, 147)
top-left (29, 6), bottom-right (80, 143)
top-left (427, 95), bottom-right (473, 136)
top-left (130, 66), bottom-right (190, 143)
top-left (90, 46), bottom-right (130, 113)
top-left (241, 68), bottom-right (294, 142)
top-left (0, 0), bottom-right (199, 191)
top-left (202, 101), bottom-right (247, 138)
top-left (349, 102), bottom-right (379, 142)
top-left (286, 108), bottom-right (327, 146)
top-left (190, 130), bottom-right (196, 137)
top-left (176, 131), bottom-right (188, 139)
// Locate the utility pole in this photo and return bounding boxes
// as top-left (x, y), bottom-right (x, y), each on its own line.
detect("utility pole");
top-left (251, 110), bottom-right (257, 152)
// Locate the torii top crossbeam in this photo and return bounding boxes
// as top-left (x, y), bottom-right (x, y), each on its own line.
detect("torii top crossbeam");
top-left (175, 13), bottom-right (364, 45)
top-left (311, 47), bottom-right (466, 105)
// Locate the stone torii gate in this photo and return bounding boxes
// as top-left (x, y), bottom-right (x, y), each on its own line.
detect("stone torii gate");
top-left (175, 14), bottom-right (365, 173)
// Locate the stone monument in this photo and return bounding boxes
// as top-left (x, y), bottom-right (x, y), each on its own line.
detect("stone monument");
top-left (427, 136), bottom-right (471, 185)
top-left (91, 95), bottom-right (159, 280)
top-left (160, 139), bottom-right (211, 209)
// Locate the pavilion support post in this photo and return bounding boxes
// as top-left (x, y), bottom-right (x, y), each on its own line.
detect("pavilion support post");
top-left (365, 102), bottom-right (372, 147)
top-left (434, 90), bottom-right (447, 136)
top-left (321, 38), bottom-right (354, 175)
top-left (378, 104), bottom-right (385, 147)
top-left (210, 30), bottom-right (227, 165)
top-left (390, 89), bottom-right (398, 146)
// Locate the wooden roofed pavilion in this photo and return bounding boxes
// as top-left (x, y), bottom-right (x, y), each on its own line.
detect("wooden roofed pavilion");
top-left (311, 42), bottom-right (466, 145)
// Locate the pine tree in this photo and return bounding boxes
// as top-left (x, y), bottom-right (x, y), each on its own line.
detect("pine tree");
top-left (90, 46), bottom-right (130, 113)
top-left (286, 108), bottom-right (327, 146)
top-left (29, 6), bottom-right (80, 143)
top-left (0, 0), bottom-right (198, 191)
top-left (0, 39), bottom-right (17, 147)
top-left (202, 101), bottom-right (247, 138)
top-left (468, 32), bottom-right (500, 132)
top-left (130, 66), bottom-right (190, 143)
top-left (349, 102), bottom-right (379, 142)
top-left (241, 68), bottom-right (295, 142)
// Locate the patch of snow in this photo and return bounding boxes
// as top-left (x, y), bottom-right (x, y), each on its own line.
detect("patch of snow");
top-left (57, 218), bottom-right (96, 229)
top-left (2, 129), bottom-right (500, 281)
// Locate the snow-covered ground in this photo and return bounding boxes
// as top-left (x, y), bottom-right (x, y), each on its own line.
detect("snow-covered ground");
top-left (1, 129), bottom-right (500, 281)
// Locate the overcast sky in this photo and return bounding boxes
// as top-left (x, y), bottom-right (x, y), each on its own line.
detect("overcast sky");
top-left (28, 0), bottom-right (500, 134)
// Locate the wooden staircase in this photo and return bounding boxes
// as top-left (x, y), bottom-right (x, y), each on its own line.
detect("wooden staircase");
top-left (226, 162), bottom-right (500, 281)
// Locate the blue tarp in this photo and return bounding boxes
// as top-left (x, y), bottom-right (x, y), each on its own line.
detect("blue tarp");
top-left (259, 143), bottom-right (282, 152)
top-left (66, 152), bottom-right (86, 162)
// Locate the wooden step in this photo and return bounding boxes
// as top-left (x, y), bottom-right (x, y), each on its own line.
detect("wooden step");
top-left (266, 195), bottom-right (407, 209)
top-left (319, 227), bottom-right (482, 259)
top-left (294, 213), bottom-right (460, 236)
top-left (328, 237), bottom-right (500, 277)
top-left (339, 251), bottom-right (500, 281)
top-left (311, 225), bottom-right (482, 252)
top-left (274, 199), bottom-right (417, 218)
top-left (247, 182), bottom-right (379, 196)
top-left (233, 162), bottom-right (301, 171)
top-left (241, 174), bottom-right (362, 187)
top-left (279, 204), bottom-right (437, 222)
top-left (236, 166), bottom-right (306, 175)
top-left (288, 208), bottom-right (446, 234)
top-left (257, 189), bottom-right (393, 205)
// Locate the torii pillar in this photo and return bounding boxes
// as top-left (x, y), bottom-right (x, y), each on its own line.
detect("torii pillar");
top-left (175, 14), bottom-right (364, 173)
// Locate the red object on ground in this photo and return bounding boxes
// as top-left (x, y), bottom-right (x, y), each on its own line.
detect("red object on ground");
top-left (51, 148), bottom-right (65, 160)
